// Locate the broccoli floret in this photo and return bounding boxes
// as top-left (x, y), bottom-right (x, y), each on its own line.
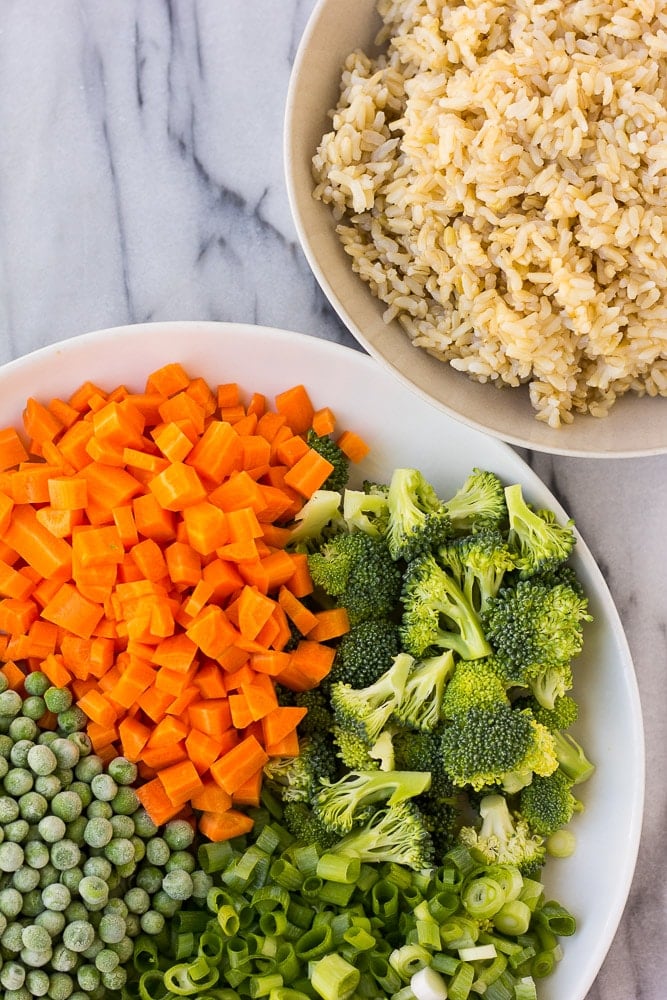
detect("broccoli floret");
top-left (282, 802), bottom-right (339, 851)
top-left (505, 483), bottom-right (576, 576)
top-left (330, 653), bottom-right (412, 747)
top-left (437, 529), bottom-right (517, 614)
top-left (417, 767), bottom-right (464, 862)
top-left (262, 731), bottom-right (338, 804)
top-left (333, 726), bottom-right (391, 771)
top-left (440, 657), bottom-right (510, 721)
top-left (313, 770), bottom-right (432, 834)
top-left (331, 619), bottom-right (401, 688)
top-left (288, 489), bottom-right (345, 550)
top-left (392, 727), bottom-right (439, 773)
top-left (330, 800), bottom-right (434, 870)
top-left (481, 578), bottom-right (592, 707)
top-left (393, 649), bottom-right (456, 732)
top-left (522, 695), bottom-right (595, 785)
top-left (342, 486), bottom-right (390, 538)
top-left (519, 770), bottom-right (580, 837)
top-left (443, 468), bottom-right (508, 534)
top-left (386, 468), bottom-right (452, 561)
top-left (458, 793), bottom-right (546, 875)
top-left (308, 531), bottom-right (402, 625)
top-left (306, 430), bottom-right (350, 493)
top-left (400, 553), bottom-right (492, 661)
top-left (294, 687), bottom-right (334, 736)
top-left (440, 705), bottom-right (557, 793)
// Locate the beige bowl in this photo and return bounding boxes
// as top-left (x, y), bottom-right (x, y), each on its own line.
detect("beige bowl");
top-left (284, 0), bottom-right (667, 457)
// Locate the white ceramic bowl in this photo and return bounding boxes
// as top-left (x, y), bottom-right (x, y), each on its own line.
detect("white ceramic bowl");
top-left (0, 321), bottom-right (644, 1000)
top-left (284, 0), bottom-right (667, 457)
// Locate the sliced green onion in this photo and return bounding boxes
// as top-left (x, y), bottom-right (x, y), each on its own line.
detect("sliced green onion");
top-left (249, 973), bottom-right (284, 998)
top-left (447, 960), bottom-right (474, 1000)
top-left (458, 943), bottom-right (497, 962)
top-left (546, 828), bottom-right (577, 858)
top-left (294, 924), bottom-right (334, 962)
top-left (270, 859), bottom-right (304, 891)
top-left (514, 977), bottom-right (538, 1000)
top-left (537, 901), bottom-right (577, 936)
top-left (342, 925), bottom-right (375, 952)
top-left (462, 876), bottom-right (506, 919)
top-left (531, 950), bottom-right (556, 979)
top-left (369, 955), bottom-right (402, 994)
top-left (410, 965), bottom-right (448, 1000)
top-left (389, 944), bottom-right (431, 982)
top-left (316, 853), bottom-right (360, 885)
top-left (310, 953), bottom-right (360, 1000)
top-left (199, 840), bottom-right (234, 874)
top-left (370, 879), bottom-right (400, 919)
top-left (415, 918), bottom-right (441, 951)
top-left (217, 904), bottom-right (241, 937)
top-left (493, 899), bottom-right (532, 937)
top-left (439, 916), bottom-right (479, 950)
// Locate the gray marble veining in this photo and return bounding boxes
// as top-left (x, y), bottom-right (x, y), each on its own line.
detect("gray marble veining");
top-left (0, 2), bottom-right (665, 998)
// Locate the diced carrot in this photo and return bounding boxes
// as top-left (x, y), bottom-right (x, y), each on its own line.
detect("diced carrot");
top-left (274, 384), bottom-right (315, 435)
top-left (158, 758), bottom-right (203, 806)
top-left (261, 705), bottom-right (308, 748)
top-left (181, 502), bottom-right (228, 555)
top-left (0, 427), bottom-right (29, 471)
top-left (149, 462), bottom-right (207, 512)
top-left (265, 729), bottom-right (301, 757)
top-left (306, 607), bottom-right (351, 642)
top-left (311, 406), bottom-right (336, 437)
top-left (277, 640), bottom-right (337, 691)
top-left (209, 733), bottom-right (269, 796)
top-left (185, 728), bottom-right (222, 774)
top-left (198, 809), bottom-right (254, 842)
top-left (336, 429), bottom-right (371, 463)
top-left (187, 698), bottom-right (232, 737)
top-left (190, 780), bottom-right (233, 813)
top-left (283, 448), bottom-right (335, 499)
top-left (231, 768), bottom-right (263, 808)
top-left (136, 776), bottom-right (186, 825)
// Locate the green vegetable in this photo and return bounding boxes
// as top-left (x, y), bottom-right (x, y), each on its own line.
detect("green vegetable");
top-left (308, 530), bottom-right (402, 626)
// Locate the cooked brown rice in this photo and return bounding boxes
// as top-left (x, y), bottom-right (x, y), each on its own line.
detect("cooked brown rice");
top-left (312, 0), bottom-right (667, 426)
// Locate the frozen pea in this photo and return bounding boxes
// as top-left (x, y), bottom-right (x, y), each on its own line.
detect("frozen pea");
top-left (38, 863), bottom-right (60, 888)
top-left (191, 869), bottom-right (214, 899)
top-left (132, 807), bottom-right (158, 840)
top-left (50, 738), bottom-right (80, 770)
top-left (0, 841), bottom-right (24, 872)
top-left (104, 837), bottom-right (135, 867)
top-left (50, 839), bottom-right (81, 872)
top-left (131, 836), bottom-right (146, 863)
top-left (26, 969), bottom-right (50, 997)
top-left (104, 897), bottom-right (128, 919)
top-left (162, 868), bottom-right (193, 901)
top-left (53, 766), bottom-right (74, 788)
top-left (65, 900), bottom-right (89, 923)
top-left (152, 889), bottom-right (180, 917)
top-left (86, 799), bottom-right (112, 820)
top-left (83, 817), bottom-right (113, 849)
top-left (140, 909), bottom-right (165, 935)
top-left (1, 960), bottom-right (25, 990)
top-left (24, 671), bottom-right (50, 697)
top-left (101, 965), bottom-right (127, 991)
top-left (110, 814), bottom-right (135, 840)
top-left (0, 689), bottom-right (22, 717)
top-left (65, 817), bottom-right (87, 844)
top-left (20, 945), bottom-right (52, 968)
top-left (9, 716), bottom-right (39, 742)
top-left (98, 912), bottom-right (126, 945)
top-left (21, 695), bottom-right (47, 721)
top-left (5, 819), bottom-right (30, 843)
top-left (59, 867), bottom-right (84, 894)
top-left (8, 985), bottom-right (37, 1000)
top-left (109, 934), bottom-right (133, 964)
top-left (41, 883), bottom-right (71, 912)
top-left (124, 912), bottom-right (141, 937)
top-left (62, 920), bottom-right (96, 953)
top-left (22, 922), bottom-right (52, 952)
top-left (94, 948), bottom-right (119, 973)
top-left (78, 875), bottom-right (108, 909)
top-left (67, 780), bottom-right (92, 808)
top-left (68, 732), bottom-right (92, 758)
top-left (76, 965), bottom-right (100, 992)
top-left (44, 687), bottom-right (72, 714)
top-left (27, 744), bottom-right (58, 776)
top-left (46, 970), bottom-right (74, 1000)
top-left (2, 918), bottom-right (25, 950)
top-left (123, 886), bottom-right (150, 914)
top-left (57, 706), bottom-right (87, 734)
top-left (51, 791), bottom-right (83, 823)
top-left (136, 864), bottom-right (163, 894)
top-left (34, 774), bottom-right (62, 800)
top-left (38, 815), bottom-right (67, 843)
top-left (21, 887), bottom-right (46, 916)
top-left (0, 672), bottom-right (7, 692)
top-left (0, 756), bottom-right (8, 778)
top-left (0, 732), bottom-right (14, 757)
top-left (90, 773), bottom-right (117, 802)
top-left (12, 865), bottom-right (41, 893)
top-left (165, 849), bottom-right (196, 874)
top-left (51, 942), bottom-right (79, 973)
top-left (4, 767), bottom-right (33, 796)
top-left (35, 909), bottom-right (66, 938)
top-left (111, 786), bottom-right (139, 816)
top-left (19, 790), bottom-right (49, 823)
top-left (145, 837), bottom-right (170, 867)
top-left (0, 886), bottom-right (23, 917)
top-left (38, 730), bottom-right (59, 746)
top-left (82, 855), bottom-right (112, 881)
top-left (11, 739), bottom-right (35, 767)
top-left (163, 818), bottom-right (195, 851)
top-left (107, 756), bottom-right (138, 786)
top-left (0, 794), bottom-right (20, 823)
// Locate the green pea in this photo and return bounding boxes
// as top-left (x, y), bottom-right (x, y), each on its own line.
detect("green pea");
top-left (152, 889), bottom-right (180, 917)
top-left (10, 738), bottom-right (35, 767)
top-left (140, 909), bottom-right (165, 935)
top-left (35, 909), bottom-right (66, 938)
top-left (27, 744), bottom-right (58, 776)
top-left (94, 947), bottom-right (119, 973)
top-left (37, 863), bottom-right (60, 888)
top-left (18, 790), bottom-right (49, 823)
top-left (123, 886), bottom-right (150, 914)
top-left (26, 969), bottom-right (50, 997)
top-left (163, 818), bottom-right (195, 851)
top-left (34, 774), bottom-right (62, 800)
top-left (0, 886), bottom-right (23, 917)
top-left (104, 897), bottom-right (128, 919)
top-left (162, 868), bottom-right (193, 901)
top-left (0, 732), bottom-right (14, 757)
top-left (83, 817), bottom-right (113, 849)
top-left (68, 732), bottom-right (92, 758)
top-left (51, 791), bottom-right (83, 823)
top-left (0, 689), bottom-right (22, 717)
top-left (86, 799), bottom-right (112, 820)
top-left (104, 837), bottom-right (135, 867)
top-left (4, 767), bottom-right (33, 796)
top-left (62, 920), bottom-right (96, 953)
top-left (50, 738), bottom-right (80, 770)
top-left (132, 806), bottom-right (158, 840)
top-left (165, 849), bottom-right (196, 874)
top-left (111, 786), bottom-right (139, 816)
top-left (90, 773), bottom-right (117, 802)
top-left (9, 716), bottom-right (39, 742)
top-left (38, 815), bottom-right (66, 843)
top-left (145, 837), bottom-right (170, 867)
top-left (0, 959), bottom-right (25, 990)
top-left (98, 912), bottom-right (126, 945)
top-left (51, 942), bottom-right (79, 973)
top-left (2, 918), bottom-right (25, 950)
top-left (46, 970), bottom-right (74, 999)
top-left (41, 883), bottom-right (71, 912)
top-left (0, 794), bottom-right (20, 823)
top-left (78, 875), bottom-right (108, 910)
top-left (110, 814), bottom-right (135, 840)
top-left (53, 766), bottom-right (74, 788)
top-left (38, 730), bottom-right (59, 746)
top-left (21, 922), bottom-right (52, 952)
top-left (0, 842), bottom-right (24, 872)
top-left (50, 839), bottom-right (81, 872)
top-left (76, 965), bottom-right (100, 992)
top-left (65, 900), bottom-right (89, 923)
top-left (4, 819), bottom-right (30, 843)
top-left (131, 836), bottom-right (146, 863)
top-left (66, 780), bottom-right (92, 808)
top-left (21, 695), bottom-right (47, 721)
top-left (0, 672), bottom-right (7, 693)
top-left (65, 817), bottom-right (87, 845)
top-left (24, 840), bottom-right (50, 870)
top-left (191, 870), bottom-right (214, 899)
top-left (101, 966), bottom-right (127, 991)
top-left (21, 887), bottom-right (45, 917)
top-left (12, 865), bottom-right (41, 893)
top-left (24, 672), bottom-right (50, 697)
top-left (59, 867), bottom-right (84, 894)
top-left (109, 934), bottom-right (133, 964)
top-left (56, 706), bottom-right (87, 734)
top-left (123, 912), bottom-right (141, 937)
top-left (44, 687), bottom-right (73, 714)
top-left (136, 864), bottom-right (163, 894)
top-left (82, 855), bottom-right (112, 881)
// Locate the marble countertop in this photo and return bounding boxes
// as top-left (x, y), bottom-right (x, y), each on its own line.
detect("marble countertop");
top-left (0, 2), bottom-right (664, 997)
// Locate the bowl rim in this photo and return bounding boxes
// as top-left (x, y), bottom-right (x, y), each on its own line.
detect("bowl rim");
top-left (284, 0), bottom-right (667, 459)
